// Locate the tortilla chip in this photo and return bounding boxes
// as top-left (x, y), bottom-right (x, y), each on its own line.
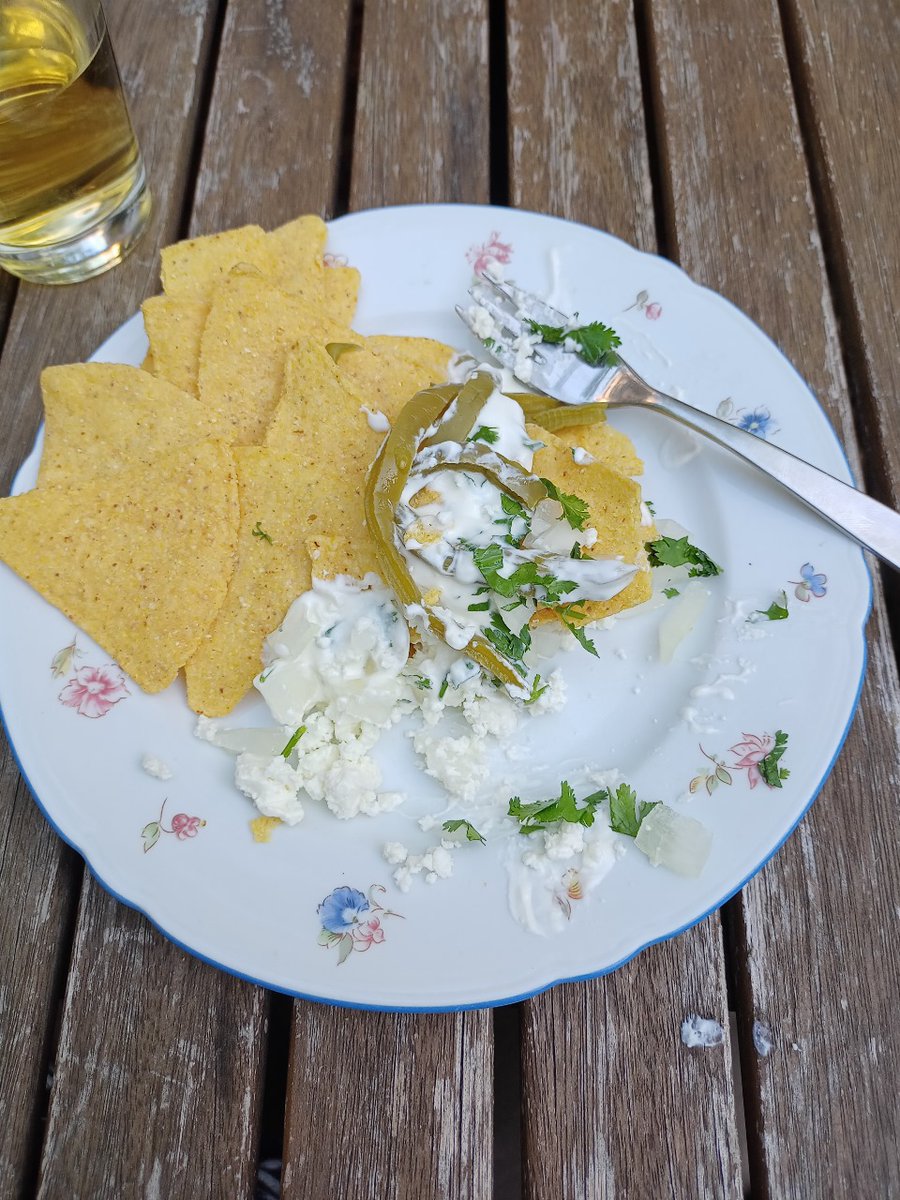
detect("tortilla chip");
top-left (320, 265), bottom-right (360, 325)
top-left (197, 270), bottom-right (362, 445)
top-left (307, 533), bottom-right (374, 581)
top-left (267, 214), bottom-right (327, 282)
top-left (183, 448), bottom-right (319, 715)
top-left (250, 816), bottom-right (281, 843)
top-left (38, 364), bottom-right (219, 487)
top-left (528, 425), bottom-right (651, 624)
top-left (557, 421), bottom-right (644, 478)
top-left (336, 342), bottom-right (452, 423)
top-left (363, 335), bottom-right (453, 379)
top-left (160, 225), bottom-right (270, 301)
top-left (0, 442), bottom-right (239, 692)
top-left (141, 296), bottom-right (208, 396)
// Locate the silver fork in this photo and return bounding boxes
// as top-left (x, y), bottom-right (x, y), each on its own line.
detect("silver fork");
top-left (457, 276), bottom-right (900, 571)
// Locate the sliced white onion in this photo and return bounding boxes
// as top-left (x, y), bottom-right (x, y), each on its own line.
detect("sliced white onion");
top-left (658, 584), bottom-right (708, 663)
top-left (634, 803), bottom-right (712, 877)
top-left (200, 726), bottom-right (288, 757)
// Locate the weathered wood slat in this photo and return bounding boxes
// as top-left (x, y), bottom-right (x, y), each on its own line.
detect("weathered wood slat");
top-left (0, 2), bottom-right (270, 1197)
top-left (507, 2), bottom-right (742, 1193)
top-left (648, 0), bottom-right (900, 1192)
top-left (285, 1008), bottom-right (493, 1200)
top-left (282, 5), bottom-right (494, 1197)
top-left (36, 886), bottom-right (267, 1199)
top-left (783, 0), bottom-right (900, 502)
top-left (189, 0), bottom-right (354, 233)
top-left (350, 0), bottom-right (491, 208)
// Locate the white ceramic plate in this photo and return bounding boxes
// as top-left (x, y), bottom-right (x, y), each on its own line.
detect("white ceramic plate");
top-left (0, 205), bottom-right (869, 1010)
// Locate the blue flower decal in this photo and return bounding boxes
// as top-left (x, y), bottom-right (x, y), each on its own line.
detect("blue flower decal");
top-left (736, 408), bottom-right (776, 438)
top-left (792, 562), bottom-right (827, 602)
top-left (318, 886), bottom-right (370, 933)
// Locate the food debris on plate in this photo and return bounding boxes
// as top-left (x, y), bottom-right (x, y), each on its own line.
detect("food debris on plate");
top-left (0, 212), bottom-right (724, 934)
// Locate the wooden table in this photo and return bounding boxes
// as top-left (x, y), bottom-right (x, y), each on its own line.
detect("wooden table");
top-left (1, 1), bottom-right (898, 1196)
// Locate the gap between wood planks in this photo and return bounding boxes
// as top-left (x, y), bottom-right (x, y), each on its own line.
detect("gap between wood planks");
top-left (776, 0), bottom-right (900, 652)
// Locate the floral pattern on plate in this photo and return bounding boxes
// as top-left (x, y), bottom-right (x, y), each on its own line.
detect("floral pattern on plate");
top-left (624, 289), bottom-right (662, 320)
top-left (142, 799), bottom-right (206, 853)
top-left (52, 639), bottom-right (129, 719)
top-left (317, 884), bottom-right (403, 965)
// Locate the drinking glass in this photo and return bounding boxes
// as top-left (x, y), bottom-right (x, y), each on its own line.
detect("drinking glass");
top-left (0, 0), bottom-right (151, 284)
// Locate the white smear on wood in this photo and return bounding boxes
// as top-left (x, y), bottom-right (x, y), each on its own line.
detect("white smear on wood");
top-left (681, 1014), bottom-right (725, 1047)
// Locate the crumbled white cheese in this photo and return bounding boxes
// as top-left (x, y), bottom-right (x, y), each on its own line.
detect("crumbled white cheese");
top-left (571, 446), bottom-right (595, 465)
top-left (234, 753), bottom-right (305, 825)
top-left (386, 840), bottom-right (455, 891)
top-left (543, 822), bottom-right (585, 860)
top-left (141, 754), bottom-right (173, 780)
top-left (383, 841), bottom-right (409, 865)
top-left (412, 729), bottom-right (487, 801)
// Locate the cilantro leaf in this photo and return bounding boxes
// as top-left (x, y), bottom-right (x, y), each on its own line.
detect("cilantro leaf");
top-left (541, 478), bottom-right (590, 530)
top-left (484, 610), bottom-right (531, 666)
top-left (557, 606), bottom-right (599, 657)
top-left (605, 783), bottom-right (659, 837)
top-left (280, 725), bottom-right (307, 758)
top-left (496, 492), bottom-right (532, 545)
top-left (442, 819), bottom-right (486, 844)
top-left (469, 425), bottom-right (500, 445)
top-left (755, 591), bottom-right (789, 621)
top-left (758, 731), bottom-right (790, 788)
top-left (438, 677), bottom-right (449, 699)
top-left (663, 586), bottom-right (680, 599)
top-left (524, 673), bottom-right (549, 705)
top-left (252, 521), bottom-right (273, 544)
top-left (411, 675), bottom-right (431, 690)
top-left (570, 543), bottom-right (583, 560)
top-left (525, 319), bottom-right (622, 367)
top-left (508, 780), bottom-right (603, 834)
top-left (645, 534), bottom-right (722, 577)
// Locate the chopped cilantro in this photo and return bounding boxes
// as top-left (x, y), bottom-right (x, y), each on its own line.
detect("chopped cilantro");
top-left (524, 673), bottom-right (549, 705)
top-left (411, 675), bottom-right (432, 690)
top-left (508, 780), bottom-right (604, 835)
top-left (540, 478), bottom-right (590, 530)
top-left (252, 521), bottom-right (273, 544)
top-left (570, 543), bottom-right (583, 559)
top-left (557, 606), bottom-right (599, 657)
top-left (467, 600), bottom-right (490, 612)
top-left (645, 499), bottom-right (656, 515)
top-left (663, 586), bottom-right (680, 599)
top-left (496, 493), bottom-right (532, 544)
top-left (469, 425), bottom-right (500, 445)
top-left (484, 610), bottom-right (531, 666)
top-left (442, 819), bottom-right (486, 844)
top-left (645, 534), bottom-right (722, 577)
top-left (525, 319), bottom-right (622, 367)
top-left (438, 677), bottom-right (449, 699)
top-left (755, 591), bottom-right (789, 621)
top-left (758, 731), bottom-right (790, 788)
top-left (280, 725), bottom-right (307, 758)
top-left (604, 783), bottom-right (659, 837)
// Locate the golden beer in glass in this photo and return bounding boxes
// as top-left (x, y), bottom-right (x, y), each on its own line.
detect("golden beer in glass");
top-left (0, 0), bottom-right (151, 284)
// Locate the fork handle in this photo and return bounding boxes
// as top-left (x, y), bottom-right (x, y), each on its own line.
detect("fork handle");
top-left (623, 383), bottom-right (900, 570)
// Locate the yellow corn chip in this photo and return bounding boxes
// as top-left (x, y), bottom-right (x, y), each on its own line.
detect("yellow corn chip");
top-left (38, 364), bottom-right (219, 487)
top-left (363, 334), bottom-right (454, 379)
top-left (0, 442), bottom-right (239, 692)
top-left (184, 448), bottom-right (319, 715)
top-left (198, 270), bottom-right (362, 445)
top-left (336, 342), bottom-right (452, 423)
top-left (160, 225), bottom-right (270, 300)
top-left (528, 425), bottom-right (651, 624)
top-left (307, 533), bottom-right (374, 581)
top-left (320, 265), bottom-right (360, 325)
top-left (557, 421), bottom-right (644, 478)
top-left (267, 214), bottom-right (328, 281)
top-left (141, 296), bottom-right (208, 396)
top-left (250, 816), bottom-right (281, 843)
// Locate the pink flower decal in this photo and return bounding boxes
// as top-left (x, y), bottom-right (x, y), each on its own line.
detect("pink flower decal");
top-left (625, 290), bottom-right (662, 320)
top-left (170, 813), bottom-right (204, 840)
top-left (59, 664), bottom-right (129, 719)
top-left (730, 732), bottom-right (774, 790)
top-left (142, 799), bottom-right (206, 853)
top-left (466, 231), bottom-right (513, 277)
top-left (350, 915), bottom-right (386, 950)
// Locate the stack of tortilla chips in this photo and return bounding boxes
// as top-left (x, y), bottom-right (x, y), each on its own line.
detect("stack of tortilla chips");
top-left (0, 214), bottom-right (650, 717)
